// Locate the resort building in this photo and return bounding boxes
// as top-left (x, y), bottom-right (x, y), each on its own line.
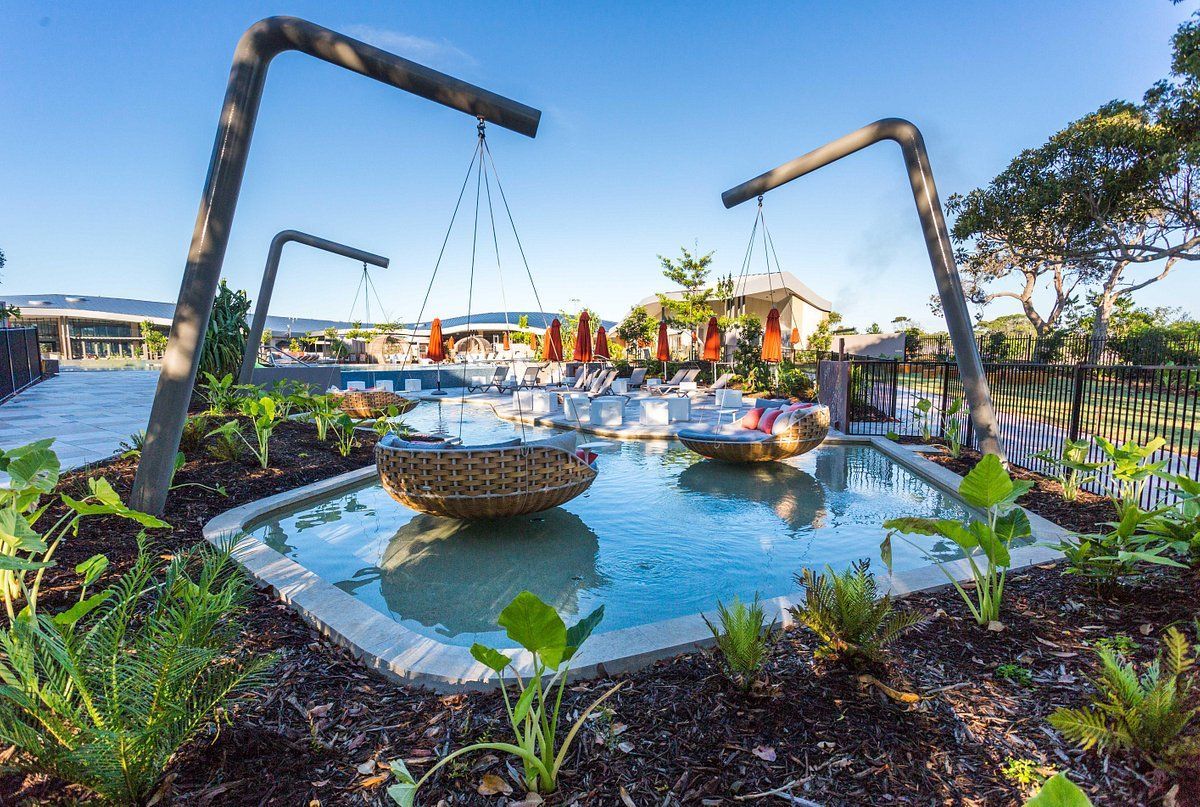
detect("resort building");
top-left (5, 294), bottom-right (612, 362)
top-left (634, 271), bottom-right (833, 353)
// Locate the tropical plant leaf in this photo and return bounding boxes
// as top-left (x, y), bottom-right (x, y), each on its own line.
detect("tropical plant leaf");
top-left (497, 591), bottom-right (567, 668)
top-left (470, 643), bottom-right (510, 674)
top-left (1025, 773), bottom-right (1094, 807)
top-left (958, 454), bottom-right (1014, 509)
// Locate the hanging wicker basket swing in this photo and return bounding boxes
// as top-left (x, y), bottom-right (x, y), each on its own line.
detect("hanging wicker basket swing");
top-left (374, 117), bottom-right (598, 519)
top-left (376, 433), bottom-right (596, 519)
top-left (336, 390), bottom-right (418, 419)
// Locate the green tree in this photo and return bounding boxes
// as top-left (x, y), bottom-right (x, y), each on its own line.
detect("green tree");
top-left (139, 320), bottom-right (167, 358)
top-left (615, 305), bottom-right (657, 346)
top-left (948, 13), bottom-right (1200, 354)
top-left (657, 246), bottom-right (732, 333)
top-left (867, 322), bottom-right (882, 334)
top-left (807, 311), bottom-right (842, 353)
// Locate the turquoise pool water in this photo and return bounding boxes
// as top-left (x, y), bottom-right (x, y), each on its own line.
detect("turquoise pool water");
top-left (247, 403), bottom-right (971, 647)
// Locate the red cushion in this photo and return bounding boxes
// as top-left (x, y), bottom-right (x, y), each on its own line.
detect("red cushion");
top-left (740, 407), bottom-right (765, 429)
top-left (758, 409), bottom-right (783, 434)
top-left (575, 449), bottom-right (598, 465)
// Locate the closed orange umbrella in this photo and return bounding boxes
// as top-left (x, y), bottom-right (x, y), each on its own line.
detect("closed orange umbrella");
top-left (791, 326), bottom-right (801, 346)
top-left (761, 307), bottom-right (782, 362)
top-left (530, 332), bottom-right (539, 355)
top-left (594, 326), bottom-right (610, 359)
top-left (545, 319), bottom-right (564, 362)
top-left (502, 330), bottom-right (510, 351)
top-left (656, 320), bottom-right (670, 363)
top-left (426, 317), bottom-right (447, 395)
top-left (702, 316), bottom-right (722, 362)
top-left (573, 311), bottom-right (593, 363)
top-left (447, 335), bottom-right (456, 354)
top-left (426, 318), bottom-right (445, 362)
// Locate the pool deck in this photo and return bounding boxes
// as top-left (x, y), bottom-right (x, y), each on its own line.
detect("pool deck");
top-left (405, 386), bottom-right (766, 441)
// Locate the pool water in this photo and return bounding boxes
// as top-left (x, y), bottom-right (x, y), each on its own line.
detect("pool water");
top-left (247, 402), bottom-right (972, 647)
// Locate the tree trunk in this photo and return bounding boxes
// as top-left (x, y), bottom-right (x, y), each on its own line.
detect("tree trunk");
top-left (1088, 292), bottom-right (1116, 364)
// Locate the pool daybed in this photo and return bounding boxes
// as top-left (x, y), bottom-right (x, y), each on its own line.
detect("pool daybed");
top-left (677, 403), bottom-right (830, 462)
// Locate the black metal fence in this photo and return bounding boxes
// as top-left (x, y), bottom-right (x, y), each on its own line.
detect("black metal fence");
top-left (906, 332), bottom-right (1200, 367)
top-left (0, 327), bottom-right (45, 402)
top-left (840, 358), bottom-right (1199, 505)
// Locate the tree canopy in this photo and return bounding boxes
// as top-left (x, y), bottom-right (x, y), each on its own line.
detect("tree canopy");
top-left (656, 246), bottom-right (732, 333)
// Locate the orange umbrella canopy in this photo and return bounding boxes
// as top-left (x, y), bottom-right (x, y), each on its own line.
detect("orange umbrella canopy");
top-left (656, 320), bottom-right (670, 362)
top-left (544, 319), bottom-right (564, 362)
top-left (426, 318), bottom-right (446, 363)
top-left (530, 332), bottom-right (539, 354)
top-left (502, 330), bottom-right (511, 351)
top-left (702, 316), bottom-right (722, 362)
top-left (447, 336), bottom-right (457, 355)
top-left (594, 326), bottom-right (610, 359)
top-left (572, 311), bottom-right (593, 363)
top-left (791, 326), bottom-right (801, 346)
top-left (761, 307), bottom-right (783, 362)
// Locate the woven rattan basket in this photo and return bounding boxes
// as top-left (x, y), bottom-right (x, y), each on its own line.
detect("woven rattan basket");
top-left (336, 390), bottom-right (418, 419)
top-left (678, 405), bottom-right (829, 463)
top-left (375, 440), bottom-right (597, 519)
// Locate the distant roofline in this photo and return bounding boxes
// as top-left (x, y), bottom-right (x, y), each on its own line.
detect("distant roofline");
top-left (634, 271), bottom-right (831, 313)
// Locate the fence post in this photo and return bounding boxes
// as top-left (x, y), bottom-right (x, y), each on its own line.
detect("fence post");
top-left (1067, 364), bottom-right (1086, 442)
top-left (938, 361), bottom-right (951, 438)
top-left (3, 331), bottom-right (13, 397)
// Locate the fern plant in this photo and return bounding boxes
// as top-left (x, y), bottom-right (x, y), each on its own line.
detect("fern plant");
top-left (1049, 626), bottom-right (1199, 770)
top-left (791, 559), bottom-right (925, 666)
top-left (0, 536), bottom-right (272, 804)
top-left (702, 596), bottom-right (773, 690)
top-left (205, 421), bottom-right (246, 463)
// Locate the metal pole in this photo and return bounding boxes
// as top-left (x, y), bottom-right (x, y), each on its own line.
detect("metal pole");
top-left (131, 16), bottom-right (541, 514)
top-left (721, 118), bottom-right (1005, 460)
top-left (238, 230), bottom-right (388, 383)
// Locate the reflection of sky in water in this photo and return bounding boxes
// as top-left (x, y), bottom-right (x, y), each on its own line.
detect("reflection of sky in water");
top-left (250, 403), bottom-right (971, 647)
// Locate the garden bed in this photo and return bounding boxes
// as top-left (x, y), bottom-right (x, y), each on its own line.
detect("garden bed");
top-left (3, 422), bottom-right (1196, 806)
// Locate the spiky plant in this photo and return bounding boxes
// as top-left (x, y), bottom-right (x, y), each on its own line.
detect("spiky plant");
top-left (1049, 626), bottom-right (1199, 770)
top-left (197, 281), bottom-right (251, 381)
top-left (0, 537), bottom-right (273, 804)
top-left (791, 559), bottom-right (925, 667)
top-left (702, 596), bottom-right (773, 691)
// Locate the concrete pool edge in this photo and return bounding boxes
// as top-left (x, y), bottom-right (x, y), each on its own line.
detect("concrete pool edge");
top-left (203, 438), bottom-right (1072, 692)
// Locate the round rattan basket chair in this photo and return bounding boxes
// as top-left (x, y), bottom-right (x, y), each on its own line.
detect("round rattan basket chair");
top-left (678, 405), bottom-right (830, 463)
top-left (375, 432), bottom-right (597, 519)
top-left (337, 390), bottom-right (418, 419)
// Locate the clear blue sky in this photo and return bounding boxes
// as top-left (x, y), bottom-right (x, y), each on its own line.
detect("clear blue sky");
top-left (2, 1), bottom-right (1195, 331)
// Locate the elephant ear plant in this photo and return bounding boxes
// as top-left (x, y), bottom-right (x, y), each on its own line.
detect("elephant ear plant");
top-left (882, 454), bottom-right (1033, 627)
top-left (388, 592), bottom-right (623, 805)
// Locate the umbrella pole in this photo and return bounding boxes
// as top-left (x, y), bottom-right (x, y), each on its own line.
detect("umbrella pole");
top-left (431, 363), bottom-right (446, 396)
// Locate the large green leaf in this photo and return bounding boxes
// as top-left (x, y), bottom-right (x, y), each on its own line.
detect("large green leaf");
top-left (6, 446), bottom-right (60, 494)
top-left (1025, 773), bottom-right (1094, 807)
top-left (970, 521), bottom-right (1011, 567)
top-left (563, 604), bottom-right (605, 662)
top-left (75, 554), bottom-right (109, 587)
top-left (497, 591), bottom-right (567, 668)
top-left (52, 591), bottom-right (111, 627)
top-left (470, 643), bottom-right (511, 674)
top-left (0, 507), bottom-right (47, 553)
top-left (958, 454), bottom-right (1013, 509)
top-left (884, 517), bottom-right (977, 550)
top-left (387, 760), bottom-right (417, 807)
top-left (61, 479), bottom-right (170, 529)
top-left (994, 509), bottom-right (1031, 545)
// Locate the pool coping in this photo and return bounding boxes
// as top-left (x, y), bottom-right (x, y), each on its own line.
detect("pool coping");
top-left (203, 436), bottom-right (1071, 692)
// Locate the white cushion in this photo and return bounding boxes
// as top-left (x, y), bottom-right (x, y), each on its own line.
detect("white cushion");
top-left (771, 409), bottom-right (796, 436)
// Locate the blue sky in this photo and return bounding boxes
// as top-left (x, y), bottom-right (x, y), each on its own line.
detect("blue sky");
top-left (2, 1), bottom-right (1195, 331)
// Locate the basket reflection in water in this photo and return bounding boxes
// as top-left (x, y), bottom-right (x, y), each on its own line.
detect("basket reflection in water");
top-left (247, 405), bottom-right (971, 649)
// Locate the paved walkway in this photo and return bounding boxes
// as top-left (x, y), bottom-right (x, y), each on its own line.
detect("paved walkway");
top-left (0, 370), bottom-right (159, 469)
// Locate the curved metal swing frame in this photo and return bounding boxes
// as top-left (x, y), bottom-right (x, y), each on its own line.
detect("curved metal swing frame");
top-left (237, 230), bottom-right (388, 384)
top-left (131, 16), bottom-right (540, 514)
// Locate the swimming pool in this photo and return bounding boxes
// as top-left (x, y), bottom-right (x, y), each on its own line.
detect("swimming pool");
top-left (243, 402), bottom-right (972, 649)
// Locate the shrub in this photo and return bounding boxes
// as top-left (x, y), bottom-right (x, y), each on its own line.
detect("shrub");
top-left (702, 596), bottom-right (773, 690)
top-left (1049, 626), bottom-right (1199, 770)
top-left (179, 413), bottom-right (210, 453)
top-left (199, 371), bottom-right (256, 415)
top-left (1094, 436), bottom-right (1167, 518)
top-left (1143, 472), bottom-right (1200, 566)
top-left (1000, 756), bottom-right (1042, 787)
top-left (205, 421), bottom-right (246, 463)
top-left (208, 396), bottom-right (280, 469)
top-left (329, 412), bottom-right (358, 457)
top-left (883, 454), bottom-right (1032, 626)
top-left (0, 537), bottom-right (273, 804)
top-left (300, 393), bottom-right (342, 442)
top-left (197, 280), bottom-right (251, 380)
top-left (388, 592), bottom-right (622, 803)
top-left (1047, 507), bottom-right (1184, 585)
top-left (1033, 438), bottom-right (1106, 502)
top-left (996, 663), bottom-right (1034, 686)
top-left (791, 560), bottom-right (924, 666)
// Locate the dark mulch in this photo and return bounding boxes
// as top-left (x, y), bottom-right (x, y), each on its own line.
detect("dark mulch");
top-left (897, 439), bottom-right (1116, 534)
top-left (3, 422), bottom-right (1198, 806)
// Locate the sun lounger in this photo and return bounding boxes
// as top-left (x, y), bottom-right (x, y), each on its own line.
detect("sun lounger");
top-left (516, 366), bottom-right (543, 388)
top-left (653, 368), bottom-right (700, 395)
top-left (467, 366), bottom-right (509, 393)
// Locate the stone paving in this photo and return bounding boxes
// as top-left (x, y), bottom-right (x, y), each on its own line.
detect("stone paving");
top-left (0, 370), bottom-right (159, 470)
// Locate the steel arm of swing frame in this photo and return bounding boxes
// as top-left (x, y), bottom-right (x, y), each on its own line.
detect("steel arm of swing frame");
top-left (131, 16), bottom-right (541, 514)
top-left (237, 230), bottom-right (389, 384)
top-left (721, 118), bottom-right (1005, 460)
